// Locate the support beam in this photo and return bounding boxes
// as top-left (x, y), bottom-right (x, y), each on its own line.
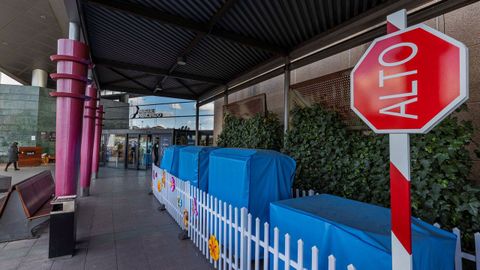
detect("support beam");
top-left (174, 78), bottom-right (199, 97)
top-left (105, 86), bottom-right (196, 101)
top-left (103, 74), bottom-right (152, 85)
top-left (31, 69), bottom-right (48, 87)
top-left (195, 101), bottom-right (200, 146)
top-left (86, 0), bottom-right (286, 55)
top-left (224, 86), bottom-right (228, 105)
top-left (107, 68), bottom-right (152, 91)
top-left (95, 58), bottom-right (224, 85)
top-left (283, 58), bottom-right (290, 134)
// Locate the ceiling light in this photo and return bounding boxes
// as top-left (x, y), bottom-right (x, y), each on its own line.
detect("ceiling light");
top-left (154, 84), bottom-right (163, 93)
top-left (177, 56), bottom-right (187, 66)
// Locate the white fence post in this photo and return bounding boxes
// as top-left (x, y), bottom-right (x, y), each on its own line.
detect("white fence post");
top-left (254, 218), bottom-right (260, 270)
top-left (273, 227), bottom-right (280, 270)
top-left (297, 239), bottom-right (304, 270)
top-left (223, 201), bottom-right (228, 270)
top-left (240, 208), bottom-right (248, 270)
top-left (247, 213), bottom-right (252, 270)
top-left (284, 234), bottom-right (291, 270)
top-left (475, 232), bottom-right (480, 270)
top-left (312, 246), bottom-right (319, 270)
top-left (263, 222), bottom-right (270, 270)
top-left (453, 228), bottom-right (463, 270)
top-left (328, 255), bottom-right (336, 270)
top-left (234, 207), bottom-right (239, 269)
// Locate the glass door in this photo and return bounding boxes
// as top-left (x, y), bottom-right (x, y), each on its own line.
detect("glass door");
top-left (127, 135), bottom-right (139, 169)
top-left (106, 134), bottom-right (126, 168)
top-left (138, 135), bottom-right (151, 170)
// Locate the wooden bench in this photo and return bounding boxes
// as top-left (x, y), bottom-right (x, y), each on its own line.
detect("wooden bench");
top-left (0, 170), bottom-right (54, 242)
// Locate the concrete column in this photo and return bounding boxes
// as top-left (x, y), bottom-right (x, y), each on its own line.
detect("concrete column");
top-left (31, 69), bottom-right (48, 87)
top-left (283, 58), bottom-right (290, 134)
top-left (79, 83), bottom-right (97, 196)
top-left (91, 105), bottom-right (104, 179)
top-left (49, 22), bottom-right (90, 196)
top-left (195, 101), bottom-right (200, 146)
top-left (224, 86), bottom-right (229, 105)
top-left (69, 22), bottom-right (80, 40)
top-left (120, 94), bottom-right (129, 103)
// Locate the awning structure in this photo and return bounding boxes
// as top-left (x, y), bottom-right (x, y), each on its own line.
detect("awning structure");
top-left (78, 0), bottom-right (476, 104)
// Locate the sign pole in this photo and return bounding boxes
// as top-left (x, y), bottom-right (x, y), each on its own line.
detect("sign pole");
top-left (386, 10), bottom-right (413, 270)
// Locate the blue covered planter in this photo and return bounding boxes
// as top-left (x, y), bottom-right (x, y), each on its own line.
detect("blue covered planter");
top-left (208, 148), bottom-right (296, 224)
top-left (269, 194), bottom-right (456, 270)
top-left (178, 146), bottom-right (217, 192)
top-left (160, 145), bottom-right (186, 177)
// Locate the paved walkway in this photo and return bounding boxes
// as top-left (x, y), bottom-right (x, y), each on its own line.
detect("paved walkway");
top-left (0, 167), bottom-right (212, 270)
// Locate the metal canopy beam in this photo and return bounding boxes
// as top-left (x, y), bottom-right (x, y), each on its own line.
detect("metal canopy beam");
top-left (173, 79), bottom-right (199, 98)
top-left (95, 58), bottom-right (225, 85)
top-left (105, 86), bottom-right (196, 100)
top-left (107, 68), bottom-right (152, 91)
top-left (198, 0), bottom-right (477, 106)
top-left (102, 74), bottom-right (152, 86)
top-left (85, 0), bottom-right (287, 55)
top-left (160, 0), bottom-right (239, 85)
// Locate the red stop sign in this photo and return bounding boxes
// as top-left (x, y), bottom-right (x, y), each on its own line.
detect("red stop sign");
top-left (351, 24), bottom-right (468, 133)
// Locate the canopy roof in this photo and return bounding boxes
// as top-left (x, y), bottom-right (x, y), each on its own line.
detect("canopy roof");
top-left (78, 0), bottom-right (474, 104)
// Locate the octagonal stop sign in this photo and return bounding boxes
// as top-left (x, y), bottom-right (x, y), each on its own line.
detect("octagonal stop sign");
top-left (351, 24), bottom-right (468, 133)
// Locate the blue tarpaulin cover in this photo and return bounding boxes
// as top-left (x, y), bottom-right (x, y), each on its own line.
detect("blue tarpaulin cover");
top-left (160, 145), bottom-right (186, 177)
top-left (269, 194), bottom-right (456, 270)
top-left (178, 146), bottom-right (217, 191)
top-left (208, 148), bottom-right (296, 224)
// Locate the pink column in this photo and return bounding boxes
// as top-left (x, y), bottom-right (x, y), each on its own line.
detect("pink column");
top-left (50, 39), bottom-right (90, 196)
top-left (79, 83), bottom-right (97, 196)
top-left (91, 105), bottom-right (104, 179)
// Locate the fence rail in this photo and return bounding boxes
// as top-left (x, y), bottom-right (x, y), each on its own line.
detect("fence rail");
top-left (152, 166), bottom-right (356, 270)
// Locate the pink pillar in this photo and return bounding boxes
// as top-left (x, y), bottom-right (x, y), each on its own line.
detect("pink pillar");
top-left (79, 83), bottom-right (97, 196)
top-left (91, 105), bottom-right (104, 179)
top-left (50, 39), bottom-right (90, 196)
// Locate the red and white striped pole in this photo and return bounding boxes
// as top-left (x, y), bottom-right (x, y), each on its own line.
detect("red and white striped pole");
top-left (386, 10), bottom-right (413, 270)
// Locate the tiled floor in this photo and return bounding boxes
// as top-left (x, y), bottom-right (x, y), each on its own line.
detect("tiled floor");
top-left (0, 167), bottom-right (213, 270)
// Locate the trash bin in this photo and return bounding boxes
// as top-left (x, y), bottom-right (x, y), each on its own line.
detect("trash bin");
top-left (49, 195), bottom-right (76, 258)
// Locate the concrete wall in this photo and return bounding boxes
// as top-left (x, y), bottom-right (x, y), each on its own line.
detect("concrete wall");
top-left (0, 85), bottom-right (56, 162)
top-left (100, 99), bottom-right (129, 130)
top-left (213, 2), bottom-right (480, 181)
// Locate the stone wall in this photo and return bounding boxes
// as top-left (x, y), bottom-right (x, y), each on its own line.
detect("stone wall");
top-left (0, 85), bottom-right (56, 162)
top-left (213, 2), bottom-right (480, 182)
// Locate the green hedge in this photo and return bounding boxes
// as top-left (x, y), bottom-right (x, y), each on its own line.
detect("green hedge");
top-left (217, 112), bottom-right (283, 150)
top-left (284, 104), bottom-right (480, 248)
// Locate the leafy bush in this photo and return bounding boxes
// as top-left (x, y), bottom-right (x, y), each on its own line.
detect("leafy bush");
top-left (217, 112), bottom-right (283, 151)
top-left (284, 104), bottom-right (480, 248)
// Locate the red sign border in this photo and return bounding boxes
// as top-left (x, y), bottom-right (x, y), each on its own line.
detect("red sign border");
top-left (350, 24), bottom-right (469, 134)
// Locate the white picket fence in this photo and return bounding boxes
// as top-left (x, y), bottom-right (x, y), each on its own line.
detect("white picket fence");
top-left (293, 188), bottom-right (480, 270)
top-left (151, 167), bottom-right (356, 270)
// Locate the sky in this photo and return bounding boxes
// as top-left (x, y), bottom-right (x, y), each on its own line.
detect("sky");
top-left (128, 96), bottom-right (214, 130)
top-left (0, 72), bottom-right (22, 85)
